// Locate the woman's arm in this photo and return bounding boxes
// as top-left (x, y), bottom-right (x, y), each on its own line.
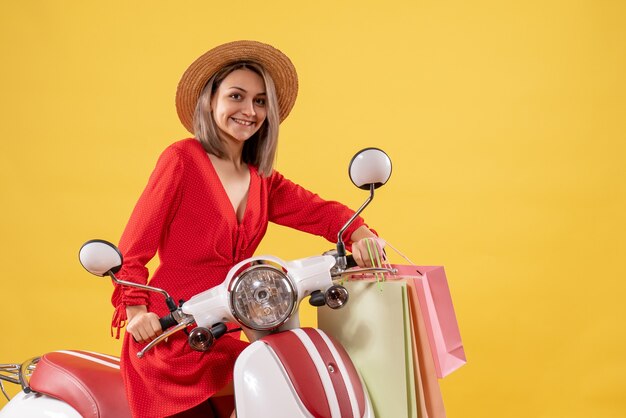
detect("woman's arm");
top-left (267, 171), bottom-right (367, 243)
top-left (111, 144), bottom-right (185, 339)
top-left (267, 172), bottom-right (384, 267)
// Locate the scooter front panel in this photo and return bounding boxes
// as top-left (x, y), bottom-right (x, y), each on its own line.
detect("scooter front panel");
top-left (234, 328), bottom-right (372, 418)
top-left (234, 341), bottom-right (317, 418)
top-left (299, 328), bottom-right (367, 417)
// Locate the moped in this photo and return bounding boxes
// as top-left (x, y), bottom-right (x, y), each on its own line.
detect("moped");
top-left (0, 148), bottom-right (395, 418)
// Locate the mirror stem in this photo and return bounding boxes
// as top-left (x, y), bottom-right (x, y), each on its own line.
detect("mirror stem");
top-left (107, 271), bottom-right (178, 312)
top-left (336, 183), bottom-right (376, 269)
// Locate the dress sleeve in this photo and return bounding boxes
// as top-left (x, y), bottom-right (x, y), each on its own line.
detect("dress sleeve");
top-left (266, 171), bottom-right (368, 246)
top-left (110, 145), bottom-right (184, 337)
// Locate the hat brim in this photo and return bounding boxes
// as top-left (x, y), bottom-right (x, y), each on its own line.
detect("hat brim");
top-left (175, 40), bottom-right (298, 134)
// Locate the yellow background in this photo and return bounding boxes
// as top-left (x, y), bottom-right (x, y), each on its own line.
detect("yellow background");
top-left (1, 1), bottom-right (625, 417)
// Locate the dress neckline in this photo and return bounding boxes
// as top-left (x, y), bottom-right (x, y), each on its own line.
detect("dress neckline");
top-left (203, 150), bottom-right (254, 225)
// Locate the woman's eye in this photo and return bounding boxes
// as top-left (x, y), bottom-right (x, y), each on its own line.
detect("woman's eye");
top-left (255, 98), bottom-right (266, 106)
top-left (230, 93), bottom-right (242, 100)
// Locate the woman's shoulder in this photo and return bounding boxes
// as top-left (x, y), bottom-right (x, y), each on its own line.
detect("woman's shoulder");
top-left (263, 169), bottom-right (303, 191)
top-left (167, 138), bottom-right (203, 153)
top-left (158, 138), bottom-right (205, 161)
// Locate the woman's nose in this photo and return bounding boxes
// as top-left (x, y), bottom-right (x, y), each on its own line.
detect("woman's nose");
top-left (241, 100), bottom-right (256, 116)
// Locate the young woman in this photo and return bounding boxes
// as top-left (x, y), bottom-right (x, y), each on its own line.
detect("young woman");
top-left (111, 40), bottom-right (383, 418)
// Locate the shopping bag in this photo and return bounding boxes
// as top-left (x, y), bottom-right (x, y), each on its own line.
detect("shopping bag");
top-left (318, 281), bottom-right (420, 418)
top-left (395, 265), bottom-right (466, 379)
top-left (406, 282), bottom-right (446, 418)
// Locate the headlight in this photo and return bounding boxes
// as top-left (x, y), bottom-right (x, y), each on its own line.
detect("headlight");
top-left (229, 263), bottom-right (297, 331)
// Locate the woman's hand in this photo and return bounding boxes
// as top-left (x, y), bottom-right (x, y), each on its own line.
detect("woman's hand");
top-left (350, 225), bottom-right (386, 268)
top-left (125, 305), bottom-right (163, 343)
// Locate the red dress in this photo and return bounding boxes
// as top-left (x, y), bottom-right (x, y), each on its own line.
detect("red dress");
top-left (111, 138), bottom-right (366, 417)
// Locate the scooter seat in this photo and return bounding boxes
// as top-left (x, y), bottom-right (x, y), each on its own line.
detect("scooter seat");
top-left (29, 350), bottom-right (131, 418)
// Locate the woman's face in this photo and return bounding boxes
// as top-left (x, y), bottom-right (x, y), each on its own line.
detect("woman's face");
top-left (210, 68), bottom-right (267, 143)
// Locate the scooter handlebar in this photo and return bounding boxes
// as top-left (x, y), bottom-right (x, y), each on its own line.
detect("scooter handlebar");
top-left (159, 313), bottom-right (178, 331)
top-left (345, 254), bottom-right (358, 269)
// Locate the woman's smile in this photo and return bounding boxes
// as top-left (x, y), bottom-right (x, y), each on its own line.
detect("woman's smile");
top-left (231, 117), bottom-right (255, 126)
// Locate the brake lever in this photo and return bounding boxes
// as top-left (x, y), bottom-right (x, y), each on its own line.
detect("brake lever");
top-left (137, 316), bottom-right (195, 359)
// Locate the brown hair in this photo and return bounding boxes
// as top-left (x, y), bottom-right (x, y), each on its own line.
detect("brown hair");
top-left (193, 62), bottom-right (280, 176)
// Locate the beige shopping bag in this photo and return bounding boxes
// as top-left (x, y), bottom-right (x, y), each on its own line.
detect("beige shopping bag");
top-left (319, 281), bottom-right (418, 417)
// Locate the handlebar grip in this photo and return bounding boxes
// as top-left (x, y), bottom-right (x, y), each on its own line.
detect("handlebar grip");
top-left (309, 290), bottom-right (326, 307)
top-left (346, 254), bottom-right (358, 269)
top-left (159, 313), bottom-right (178, 331)
top-left (211, 323), bottom-right (227, 339)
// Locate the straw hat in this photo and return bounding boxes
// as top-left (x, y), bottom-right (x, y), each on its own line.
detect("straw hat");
top-left (175, 40), bottom-right (299, 134)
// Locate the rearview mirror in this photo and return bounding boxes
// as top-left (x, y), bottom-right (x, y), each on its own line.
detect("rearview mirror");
top-left (78, 239), bottom-right (123, 276)
top-left (349, 147), bottom-right (392, 190)
top-left (336, 148), bottom-right (392, 270)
